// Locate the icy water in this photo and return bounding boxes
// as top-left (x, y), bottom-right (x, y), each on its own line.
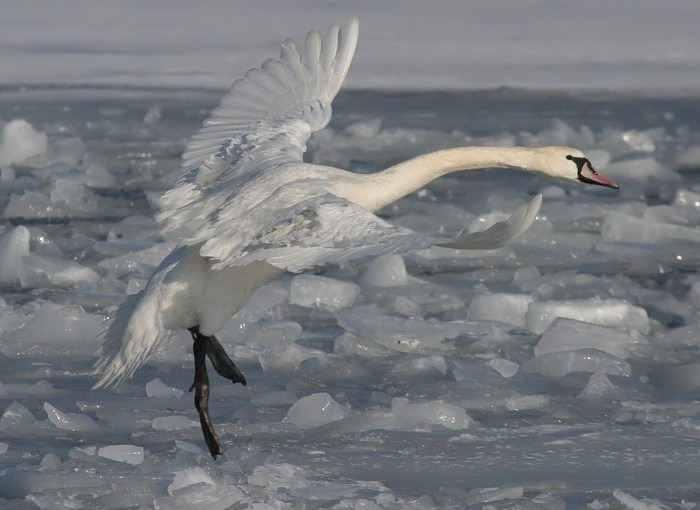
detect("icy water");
top-left (1, 87), bottom-right (700, 508)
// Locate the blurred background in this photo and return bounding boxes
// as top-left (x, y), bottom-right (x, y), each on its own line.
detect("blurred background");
top-left (1, 0), bottom-right (699, 91)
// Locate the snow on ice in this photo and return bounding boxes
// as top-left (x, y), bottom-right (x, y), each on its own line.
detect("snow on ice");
top-left (0, 90), bottom-right (700, 507)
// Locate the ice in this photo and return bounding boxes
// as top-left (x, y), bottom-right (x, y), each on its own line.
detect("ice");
top-left (43, 402), bottom-right (99, 432)
top-left (613, 489), bottom-right (664, 510)
top-left (152, 415), bottom-right (199, 431)
top-left (526, 299), bottom-right (650, 335)
top-left (39, 454), bottom-right (61, 470)
top-left (143, 105), bottom-right (162, 125)
top-left (0, 225), bottom-right (30, 285)
top-left (602, 212), bottom-right (700, 243)
top-left (467, 293), bottom-right (533, 328)
top-left (391, 398), bottom-right (471, 430)
top-left (2, 302), bottom-right (103, 358)
top-left (359, 254), bottom-right (408, 287)
top-left (286, 393), bottom-right (350, 429)
top-left (0, 119), bottom-right (47, 165)
top-left (522, 349), bottom-right (631, 379)
top-left (289, 274), bottom-right (360, 309)
top-left (0, 443), bottom-right (7, 454)
top-left (489, 357), bottom-right (519, 378)
top-left (146, 377), bottom-right (184, 398)
top-left (0, 90), bottom-right (699, 506)
top-left (0, 401), bottom-right (37, 428)
top-left (97, 444), bottom-right (144, 465)
top-left (577, 373), bottom-right (621, 401)
top-left (535, 318), bottom-right (649, 359)
top-left (168, 467), bottom-right (215, 495)
top-left (675, 145), bottom-right (700, 168)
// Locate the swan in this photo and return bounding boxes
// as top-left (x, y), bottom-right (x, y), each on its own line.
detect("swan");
top-left (92, 18), bottom-right (618, 458)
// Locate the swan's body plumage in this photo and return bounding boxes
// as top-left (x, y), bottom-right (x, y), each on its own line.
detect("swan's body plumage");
top-left (93, 20), bottom-right (618, 455)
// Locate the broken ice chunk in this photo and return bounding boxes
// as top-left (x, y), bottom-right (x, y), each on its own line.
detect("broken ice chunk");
top-left (391, 398), bottom-right (471, 430)
top-left (360, 254), bottom-right (408, 287)
top-left (168, 467), bottom-right (215, 495)
top-left (146, 378), bottom-right (184, 399)
top-left (289, 274), bottom-right (360, 309)
top-left (286, 393), bottom-right (350, 429)
top-left (98, 445), bottom-right (144, 465)
top-left (44, 402), bottom-right (99, 432)
top-left (0, 225), bottom-right (30, 285)
top-left (522, 349), bottom-right (631, 378)
top-left (151, 415), bottom-right (198, 431)
top-left (0, 119), bottom-right (48, 166)
top-left (534, 318), bottom-right (648, 359)
top-left (468, 293), bottom-right (533, 328)
top-left (577, 373), bottom-right (622, 401)
top-left (526, 299), bottom-right (650, 335)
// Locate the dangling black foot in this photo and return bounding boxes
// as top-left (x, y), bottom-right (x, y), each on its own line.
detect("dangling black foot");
top-left (190, 330), bottom-right (222, 458)
top-left (187, 326), bottom-right (247, 459)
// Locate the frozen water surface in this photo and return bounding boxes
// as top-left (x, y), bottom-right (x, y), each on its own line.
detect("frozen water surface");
top-left (1, 87), bottom-right (700, 508)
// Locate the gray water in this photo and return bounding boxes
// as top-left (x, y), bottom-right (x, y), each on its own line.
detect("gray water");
top-left (0, 87), bottom-right (699, 509)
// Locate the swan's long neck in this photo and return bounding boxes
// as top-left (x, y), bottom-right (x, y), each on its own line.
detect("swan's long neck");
top-left (353, 146), bottom-right (540, 211)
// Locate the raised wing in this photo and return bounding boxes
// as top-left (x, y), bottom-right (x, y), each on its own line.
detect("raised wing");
top-left (158, 19), bottom-right (359, 237)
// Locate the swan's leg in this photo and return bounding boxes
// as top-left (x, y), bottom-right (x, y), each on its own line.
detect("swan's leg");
top-left (188, 326), bottom-right (247, 385)
top-left (205, 335), bottom-right (247, 386)
top-left (189, 327), bottom-right (222, 458)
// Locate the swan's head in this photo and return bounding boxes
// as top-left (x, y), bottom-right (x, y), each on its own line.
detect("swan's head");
top-left (535, 147), bottom-right (618, 190)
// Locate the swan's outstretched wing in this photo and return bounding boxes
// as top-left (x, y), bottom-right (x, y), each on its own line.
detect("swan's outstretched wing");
top-left (206, 192), bottom-right (542, 273)
top-left (158, 19), bottom-right (359, 237)
top-left (439, 194), bottom-right (542, 250)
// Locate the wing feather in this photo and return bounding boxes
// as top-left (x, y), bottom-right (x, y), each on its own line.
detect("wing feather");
top-left (161, 19), bottom-right (360, 239)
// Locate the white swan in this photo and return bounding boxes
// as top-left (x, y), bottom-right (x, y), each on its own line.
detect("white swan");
top-left (93, 19), bottom-right (618, 457)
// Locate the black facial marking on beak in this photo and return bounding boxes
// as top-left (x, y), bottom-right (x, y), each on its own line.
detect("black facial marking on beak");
top-left (567, 154), bottom-right (619, 190)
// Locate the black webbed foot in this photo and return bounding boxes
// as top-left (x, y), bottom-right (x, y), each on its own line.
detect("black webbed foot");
top-left (189, 327), bottom-right (223, 458)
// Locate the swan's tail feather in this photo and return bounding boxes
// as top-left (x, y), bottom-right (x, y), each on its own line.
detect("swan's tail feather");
top-left (92, 291), bottom-right (167, 389)
top-left (440, 194), bottom-right (542, 250)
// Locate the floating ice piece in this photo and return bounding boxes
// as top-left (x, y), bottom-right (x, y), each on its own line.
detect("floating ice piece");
top-left (146, 378), bottom-right (184, 398)
top-left (675, 145), bottom-right (700, 169)
top-left (535, 318), bottom-right (648, 359)
top-left (0, 443), bottom-right (7, 454)
top-left (613, 489), bottom-right (664, 510)
top-left (0, 401), bottom-right (37, 428)
top-left (535, 318), bottom-right (649, 359)
top-left (174, 440), bottom-right (202, 455)
top-left (504, 394), bottom-right (550, 411)
top-left (489, 358), bottom-right (519, 378)
top-left (154, 484), bottom-right (248, 510)
top-left (602, 212), bottom-right (700, 244)
top-left (336, 310), bottom-right (492, 352)
top-left (391, 398), bottom-right (471, 430)
top-left (390, 355), bottom-right (448, 379)
top-left (360, 254), bottom-right (408, 287)
top-left (85, 162), bottom-right (117, 189)
top-left (286, 393), bottom-right (350, 430)
top-left (39, 454), bottom-right (61, 470)
top-left (98, 445), bottom-right (144, 465)
top-left (522, 349), bottom-right (631, 378)
top-left (97, 241), bottom-right (178, 278)
top-left (0, 226), bottom-right (29, 285)
top-left (168, 467), bottom-right (215, 495)
top-left (144, 105), bottom-right (162, 125)
top-left (577, 373), bottom-right (621, 401)
top-left (526, 299), bottom-right (650, 335)
top-left (605, 157), bottom-right (679, 182)
top-left (258, 343), bottom-right (325, 372)
top-left (468, 293), bottom-right (533, 328)
top-left (2, 302), bottom-right (103, 358)
top-left (44, 402), bottom-right (99, 432)
top-left (0, 119), bottom-right (48, 166)
top-left (464, 485), bottom-right (525, 505)
top-left (289, 274), bottom-right (360, 309)
top-left (22, 253), bottom-right (100, 288)
top-left (152, 415), bottom-right (198, 431)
